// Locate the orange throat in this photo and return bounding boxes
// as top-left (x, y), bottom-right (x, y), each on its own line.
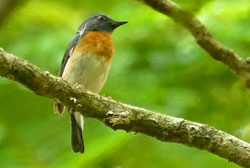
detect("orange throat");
top-left (74, 31), bottom-right (114, 61)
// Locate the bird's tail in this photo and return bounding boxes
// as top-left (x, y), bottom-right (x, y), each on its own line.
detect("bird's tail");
top-left (70, 111), bottom-right (85, 154)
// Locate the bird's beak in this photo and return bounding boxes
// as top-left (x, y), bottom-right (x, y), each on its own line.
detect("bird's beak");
top-left (111, 20), bottom-right (128, 29)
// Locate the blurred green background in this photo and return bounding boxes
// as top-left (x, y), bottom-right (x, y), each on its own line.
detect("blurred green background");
top-left (0, 0), bottom-right (250, 167)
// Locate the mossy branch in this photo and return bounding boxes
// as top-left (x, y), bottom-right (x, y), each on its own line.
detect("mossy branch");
top-left (0, 48), bottom-right (250, 167)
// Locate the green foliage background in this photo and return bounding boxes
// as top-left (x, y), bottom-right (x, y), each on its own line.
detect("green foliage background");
top-left (0, 0), bottom-right (250, 167)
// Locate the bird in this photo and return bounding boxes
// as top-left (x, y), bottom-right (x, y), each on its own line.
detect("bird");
top-left (54, 14), bottom-right (127, 154)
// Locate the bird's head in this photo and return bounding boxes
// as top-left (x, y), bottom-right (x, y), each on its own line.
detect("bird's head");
top-left (78, 14), bottom-right (128, 33)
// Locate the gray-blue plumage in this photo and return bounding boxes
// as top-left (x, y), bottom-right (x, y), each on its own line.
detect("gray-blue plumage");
top-left (54, 14), bottom-right (127, 154)
top-left (59, 14), bottom-right (127, 77)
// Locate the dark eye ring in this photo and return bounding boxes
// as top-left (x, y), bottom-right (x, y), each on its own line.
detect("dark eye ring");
top-left (98, 16), bottom-right (106, 21)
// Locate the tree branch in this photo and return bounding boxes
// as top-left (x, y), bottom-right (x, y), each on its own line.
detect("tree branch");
top-left (1, 48), bottom-right (250, 167)
top-left (138, 0), bottom-right (250, 87)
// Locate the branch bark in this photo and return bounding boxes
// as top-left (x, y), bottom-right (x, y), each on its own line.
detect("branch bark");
top-left (138, 0), bottom-right (250, 87)
top-left (1, 48), bottom-right (250, 167)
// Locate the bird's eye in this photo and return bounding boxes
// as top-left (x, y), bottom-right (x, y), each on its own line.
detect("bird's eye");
top-left (98, 16), bottom-right (106, 22)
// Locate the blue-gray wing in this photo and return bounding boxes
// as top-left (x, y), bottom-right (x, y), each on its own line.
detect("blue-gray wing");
top-left (59, 22), bottom-right (88, 77)
top-left (55, 25), bottom-right (87, 114)
top-left (59, 33), bottom-right (80, 77)
top-left (55, 34), bottom-right (80, 114)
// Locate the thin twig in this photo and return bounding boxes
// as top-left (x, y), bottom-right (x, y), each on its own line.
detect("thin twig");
top-left (139, 0), bottom-right (250, 87)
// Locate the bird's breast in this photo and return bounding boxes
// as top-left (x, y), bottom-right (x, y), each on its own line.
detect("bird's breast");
top-left (62, 53), bottom-right (111, 93)
top-left (74, 31), bottom-right (114, 61)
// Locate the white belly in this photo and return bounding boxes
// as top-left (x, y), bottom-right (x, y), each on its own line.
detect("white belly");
top-left (62, 53), bottom-right (110, 93)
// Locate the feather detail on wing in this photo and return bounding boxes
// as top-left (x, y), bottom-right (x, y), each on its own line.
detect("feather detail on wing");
top-left (54, 23), bottom-right (88, 114)
top-left (59, 33), bottom-right (80, 77)
top-left (59, 23), bottom-right (88, 77)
